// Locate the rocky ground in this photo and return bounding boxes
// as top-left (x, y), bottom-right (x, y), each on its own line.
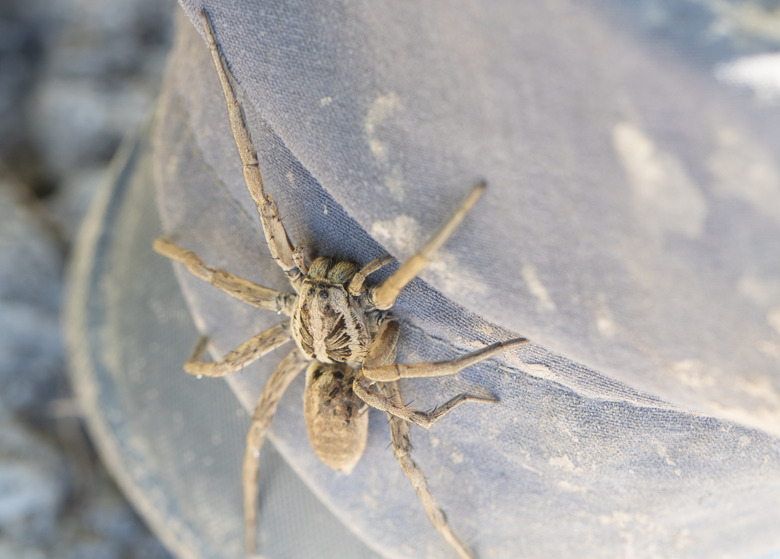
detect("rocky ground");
top-left (0, 0), bottom-right (175, 556)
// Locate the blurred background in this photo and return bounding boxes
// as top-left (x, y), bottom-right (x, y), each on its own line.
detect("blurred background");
top-left (0, 0), bottom-right (174, 556)
top-left (3, 0), bottom-right (780, 557)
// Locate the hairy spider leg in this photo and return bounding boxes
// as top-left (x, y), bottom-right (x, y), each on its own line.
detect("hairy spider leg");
top-left (383, 381), bottom-right (475, 559)
top-left (370, 182), bottom-right (486, 311)
top-left (242, 348), bottom-right (309, 554)
top-left (153, 238), bottom-right (295, 314)
top-left (183, 322), bottom-right (292, 378)
top-left (357, 333), bottom-right (530, 429)
top-left (201, 11), bottom-right (300, 282)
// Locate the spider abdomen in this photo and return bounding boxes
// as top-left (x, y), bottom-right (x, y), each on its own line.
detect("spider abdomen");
top-left (303, 362), bottom-right (368, 473)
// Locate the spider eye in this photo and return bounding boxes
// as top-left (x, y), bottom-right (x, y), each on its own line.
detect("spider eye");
top-left (307, 288), bottom-right (314, 296)
top-left (323, 304), bottom-right (331, 312)
top-left (319, 290), bottom-right (328, 299)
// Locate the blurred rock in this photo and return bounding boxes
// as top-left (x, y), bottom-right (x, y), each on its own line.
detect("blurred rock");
top-left (0, 179), bottom-right (62, 415)
top-left (0, 412), bottom-right (65, 542)
top-left (45, 166), bottom-right (106, 242)
top-left (2, 0), bottom-right (173, 193)
top-left (0, 0), bottom-right (175, 556)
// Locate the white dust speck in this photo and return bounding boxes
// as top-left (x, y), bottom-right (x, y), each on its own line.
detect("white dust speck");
top-left (549, 454), bottom-right (576, 472)
top-left (368, 138), bottom-right (386, 159)
top-left (612, 121), bottom-right (706, 239)
top-left (737, 271), bottom-right (780, 306)
top-left (364, 92), bottom-right (402, 155)
top-left (594, 299), bottom-right (617, 338)
top-left (556, 480), bottom-right (587, 495)
top-left (708, 125), bottom-right (780, 222)
top-left (371, 214), bottom-right (419, 254)
top-left (371, 214), bottom-right (487, 295)
top-left (715, 53), bottom-right (780, 102)
top-left (364, 92), bottom-right (405, 199)
top-left (760, 340), bottom-right (780, 361)
top-left (320, 96), bottom-right (333, 106)
top-left (768, 308), bottom-right (780, 337)
top-left (734, 375), bottom-right (780, 406)
top-left (523, 363), bottom-right (555, 380)
top-left (521, 264), bottom-right (556, 311)
top-left (651, 439), bottom-right (675, 466)
top-left (427, 250), bottom-right (487, 295)
top-left (450, 448), bottom-right (464, 464)
top-left (707, 401), bottom-right (780, 438)
top-left (668, 359), bottom-right (715, 389)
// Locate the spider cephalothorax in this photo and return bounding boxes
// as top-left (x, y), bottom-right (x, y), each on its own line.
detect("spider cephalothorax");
top-left (153, 10), bottom-right (529, 559)
top-left (292, 257), bottom-right (381, 367)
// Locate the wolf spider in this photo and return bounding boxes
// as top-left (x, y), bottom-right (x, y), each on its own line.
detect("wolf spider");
top-left (154, 10), bottom-right (528, 559)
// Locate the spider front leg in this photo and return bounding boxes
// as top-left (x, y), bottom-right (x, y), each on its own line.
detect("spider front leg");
top-left (348, 254), bottom-right (394, 297)
top-left (200, 10), bottom-right (300, 281)
top-left (370, 182), bottom-right (486, 311)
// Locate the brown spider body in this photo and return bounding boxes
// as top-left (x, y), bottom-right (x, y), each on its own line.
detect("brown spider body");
top-left (293, 256), bottom-right (406, 472)
top-left (293, 257), bottom-right (383, 471)
top-left (153, 11), bottom-right (531, 559)
top-left (291, 257), bottom-right (381, 367)
top-left (303, 361), bottom-right (369, 472)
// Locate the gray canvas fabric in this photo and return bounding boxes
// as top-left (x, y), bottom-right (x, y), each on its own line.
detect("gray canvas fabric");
top-left (73, 1), bottom-right (780, 558)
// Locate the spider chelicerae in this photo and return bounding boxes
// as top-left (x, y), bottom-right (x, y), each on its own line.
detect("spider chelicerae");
top-left (154, 10), bottom-right (528, 559)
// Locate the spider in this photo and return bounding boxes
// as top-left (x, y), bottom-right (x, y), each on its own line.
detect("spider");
top-left (154, 10), bottom-right (529, 559)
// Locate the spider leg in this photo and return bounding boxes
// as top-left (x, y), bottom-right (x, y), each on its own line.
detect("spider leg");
top-left (348, 254), bottom-right (394, 296)
top-left (355, 337), bottom-right (529, 429)
top-left (365, 337), bottom-right (530, 382)
top-left (292, 243), bottom-right (310, 276)
top-left (154, 238), bottom-right (296, 314)
top-left (370, 182), bottom-right (485, 310)
top-left (242, 348), bottom-right (309, 554)
top-left (362, 317), bottom-right (401, 369)
top-left (382, 381), bottom-right (474, 559)
top-left (362, 323), bottom-right (474, 557)
top-left (200, 10), bottom-right (300, 282)
top-left (183, 322), bottom-right (292, 378)
top-left (355, 378), bottom-right (494, 430)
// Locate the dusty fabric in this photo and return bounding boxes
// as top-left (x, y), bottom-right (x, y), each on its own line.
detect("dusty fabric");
top-left (106, 1), bottom-right (780, 558)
